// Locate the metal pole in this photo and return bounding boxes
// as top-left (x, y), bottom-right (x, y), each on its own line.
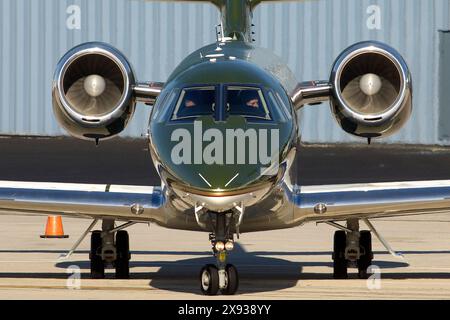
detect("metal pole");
top-left (363, 218), bottom-right (404, 260)
top-left (58, 219), bottom-right (99, 261)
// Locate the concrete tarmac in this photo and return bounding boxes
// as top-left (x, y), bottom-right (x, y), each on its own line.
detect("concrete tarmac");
top-left (0, 137), bottom-right (449, 299)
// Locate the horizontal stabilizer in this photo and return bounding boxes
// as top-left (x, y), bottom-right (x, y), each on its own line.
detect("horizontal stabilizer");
top-left (140, 0), bottom-right (310, 9)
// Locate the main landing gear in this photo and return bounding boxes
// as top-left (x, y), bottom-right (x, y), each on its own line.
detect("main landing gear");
top-left (90, 219), bottom-right (131, 279)
top-left (199, 212), bottom-right (239, 295)
top-left (329, 218), bottom-right (405, 279)
top-left (58, 219), bottom-right (135, 279)
top-left (332, 219), bottom-right (373, 279)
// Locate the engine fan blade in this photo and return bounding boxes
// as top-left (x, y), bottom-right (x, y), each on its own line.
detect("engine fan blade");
top-left (66, 77), bottom-right (122, 117)
top-left (342, 75), bottom-right (398, 115)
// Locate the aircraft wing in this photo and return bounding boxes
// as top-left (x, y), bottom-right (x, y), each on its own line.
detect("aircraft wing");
top-left (0, 181), bottom-right (165, 222)
top-left (293, 180), bottom-right (450, 222)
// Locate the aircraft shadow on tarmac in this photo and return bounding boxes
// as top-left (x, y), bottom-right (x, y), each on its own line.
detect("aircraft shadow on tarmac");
top-left (0, 243), bottom-right (410, 294)
top-left (5, 245), bottom-right (450, 294)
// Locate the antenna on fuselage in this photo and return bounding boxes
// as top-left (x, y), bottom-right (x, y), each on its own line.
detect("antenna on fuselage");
top-left (251, 23), bottom-right (256, 42)
top-left (215, 24), bottom-right (221, 42)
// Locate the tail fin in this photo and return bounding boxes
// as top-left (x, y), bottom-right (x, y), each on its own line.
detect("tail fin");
top-left (142, 0), bottom-right (306, 42)
top-left (144, 0), bottom-right (254, 41)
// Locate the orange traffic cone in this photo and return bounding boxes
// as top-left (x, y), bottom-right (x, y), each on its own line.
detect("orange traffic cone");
top-left (40, 215), bottom-right (69, 238)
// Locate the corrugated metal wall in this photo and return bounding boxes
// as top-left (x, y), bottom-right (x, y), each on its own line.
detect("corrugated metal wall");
top-left (0, 0), bottom-right (449, 143)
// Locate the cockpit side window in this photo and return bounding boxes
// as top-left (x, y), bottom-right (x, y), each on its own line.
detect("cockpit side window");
top-left (154, 89), bottom-right (179, 123)
top-left (171, 86), bottom-right (216, 121)
top-left (226, 86), bottom-right (271, 121)
top-left (150, 89), bottom-right (169, 121)
top-left (267, 91), bottom-right (288, 122)
top-left (275, 91), bottom-right (293, 120)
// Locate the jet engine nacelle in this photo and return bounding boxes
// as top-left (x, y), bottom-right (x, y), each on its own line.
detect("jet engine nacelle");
top-left (52, 42), bottom-right (136, 141)
top-left (330, 41), bottom-right (412, 139)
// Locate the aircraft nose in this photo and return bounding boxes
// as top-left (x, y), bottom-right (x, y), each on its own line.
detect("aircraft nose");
top-left (152, 115), bottom-right (286, 192)
top-left (168, 119), bottom-right (281, 190)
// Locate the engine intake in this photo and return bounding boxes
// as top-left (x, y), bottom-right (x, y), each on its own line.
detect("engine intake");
top-left (330, 41), bottom-right (412, 138)
top-left (52, 42), bottom-right (136, 141)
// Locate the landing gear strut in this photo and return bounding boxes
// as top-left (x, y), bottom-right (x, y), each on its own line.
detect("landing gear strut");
top-left (89, 219), bottom-right (131, 279)
top-left (332, 219), bottom-right (373, 279)
top-left (199, 212), bottom-right (239, 295)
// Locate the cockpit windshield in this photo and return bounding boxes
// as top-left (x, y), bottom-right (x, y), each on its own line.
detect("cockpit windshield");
top-left (171, 86), bottom-right (215, 120)
top-left (226, 86), bottom-right (271, 120)
top-left (169, 85), bottom-right (273, 122)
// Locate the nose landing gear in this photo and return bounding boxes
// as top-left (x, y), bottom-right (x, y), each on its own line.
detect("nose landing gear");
top-left (200, 264), bottom-right (220, 295)
top-left (199, 212), bottom-right (239, 295)
top-left (200, 240), bottom-right (239, 295)
top-left (221, 263), bottom-right (239, 295)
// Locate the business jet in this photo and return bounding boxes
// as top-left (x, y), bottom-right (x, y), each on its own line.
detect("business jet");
top-left (0, 0), bottom-right (444, 295)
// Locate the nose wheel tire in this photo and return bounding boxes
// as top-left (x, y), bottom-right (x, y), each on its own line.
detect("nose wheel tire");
top-left (333, 230), bottom-right (348, 279)
top-left (221, 264), bottom-right (239, 295)
top-left (200, 264), bottom-right (220, 295)
top-left (115, 230), bottom-right (130, 279)
top-left (357, 230), bottom-right (373, 279)
top-left (90, 230), bottom-right (105, 279)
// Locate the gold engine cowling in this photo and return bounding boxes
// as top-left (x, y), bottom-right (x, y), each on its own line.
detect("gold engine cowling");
top-left (330, 41), bottom-right (412, 139)
top-left (52, 42), bottom-right (136, 141)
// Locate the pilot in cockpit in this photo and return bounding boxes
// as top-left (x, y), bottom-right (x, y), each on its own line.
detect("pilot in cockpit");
top-left (185, 99), bottom-right (196, 108)
top-left (246, 98), bottom-right (260, 108)
top-left (241, 90), bottom-right (260, 109)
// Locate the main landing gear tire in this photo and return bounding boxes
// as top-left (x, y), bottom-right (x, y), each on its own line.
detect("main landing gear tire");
top-left (221, 264), bottom-right (239, 295)
top-left (200, 264), bottom-right (220, 296)
top-left (333, 230), bottom-right (348, 279)
top-left (89, 229), bottom-right (131, 279)
top-left (357, 230), bottom-right (373, 279)
top-left (115, 230), bottom-right (130, 279)
top-left (90, 230), bottom-right (105, 279)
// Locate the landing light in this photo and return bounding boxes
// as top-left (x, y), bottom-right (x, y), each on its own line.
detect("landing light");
top-left (215, 241), bottom-right (225, 251)
top-left (225, 241), bottom-right (234, 251)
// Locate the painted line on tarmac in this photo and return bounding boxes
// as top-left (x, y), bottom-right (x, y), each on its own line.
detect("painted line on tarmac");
top-left (0, 260), bottom-right (62, 263)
